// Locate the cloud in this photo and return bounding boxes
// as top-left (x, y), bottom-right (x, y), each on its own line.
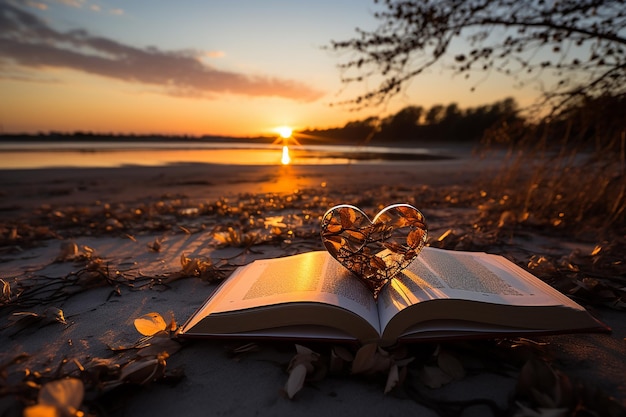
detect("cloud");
top-left (25, 1), bottom-right (48, 10)
top-left (56, 0), bottom-right (85, 7)
top-left (45, 0), bottom-right (123, 15)
top-left (0, 3), bottom-right (323, 101)
top-left (205, 50), bottom-right (226, 59)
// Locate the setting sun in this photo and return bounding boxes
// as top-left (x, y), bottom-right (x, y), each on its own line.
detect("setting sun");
top-left (276, 126), bottom-right (293, 139)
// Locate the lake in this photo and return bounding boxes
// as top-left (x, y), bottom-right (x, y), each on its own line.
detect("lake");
top-left (0, 141), bottom-right (460, 169)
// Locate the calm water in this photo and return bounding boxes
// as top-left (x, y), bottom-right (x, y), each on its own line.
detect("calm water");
top-left (0, 141), bottom-right (455, 169)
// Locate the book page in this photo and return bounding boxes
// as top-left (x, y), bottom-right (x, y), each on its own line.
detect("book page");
top-left (188, 251), bottom-right (380, 333)
top-left (377, 247), bottom-right (580, 331)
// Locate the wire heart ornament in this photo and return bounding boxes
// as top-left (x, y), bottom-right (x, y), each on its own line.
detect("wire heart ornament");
top-left (320, 204), bottom-right (428, 299)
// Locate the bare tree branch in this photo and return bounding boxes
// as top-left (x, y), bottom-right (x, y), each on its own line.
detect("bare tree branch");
top-left (330, 0), bottom-right (626, 110)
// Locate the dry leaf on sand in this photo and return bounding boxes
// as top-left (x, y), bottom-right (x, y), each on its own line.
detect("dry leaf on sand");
top-left (134, 312), bottom-right (167, 336)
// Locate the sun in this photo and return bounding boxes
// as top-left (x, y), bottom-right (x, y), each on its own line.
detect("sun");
top-left (275, 126), bottom-right (292, 139)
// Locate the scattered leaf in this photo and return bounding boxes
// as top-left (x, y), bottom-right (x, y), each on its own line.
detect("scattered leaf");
top-left (45, 307), bottom-right (67, 325)
top-left (56, 241), bottom-right (78, 262)
top-left (384, 363), bottom-right (399, 394)
top-left (1, 278), bottom-right (12, 303)
top-left (179, 253), bottom-right (224, 282)
top-left (23, 404), bottom-right (58, 417)
top-left (437, 350), bottom-right (465, 380)
top-left (133, 312), bottom-right (167, 336)
top-left (418, 365), bottom-right (453, 389)
top-left (147, 238), bottom-right (163, 252)
top-left (288, 344), bottom-right (319, 374)
top-left (8, 311), bottom-right (42, 328)
top-left (352, 344), bottom-right (392, 375)
top-left (351, 343), bottom-right (378, 374)
top-left (23, 378), bottom-right (84, 417)
top-left (284, 363), bottom-right (307, 399)
top-left (119, 355), bottom-right (167, 385)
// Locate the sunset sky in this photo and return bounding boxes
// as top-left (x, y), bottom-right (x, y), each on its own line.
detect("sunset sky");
top-left (0, 0), bottom-right (538, 137)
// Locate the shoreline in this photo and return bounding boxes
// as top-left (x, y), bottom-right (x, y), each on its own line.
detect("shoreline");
top-left (0, 155), bottom-right (498, 215)
top-left (0, 140), bottom-right (471, 170)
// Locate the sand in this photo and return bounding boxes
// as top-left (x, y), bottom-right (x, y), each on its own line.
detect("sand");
top-left (1, 152), bottom-right (624, 416)
top-left (0, 155), bottom-right (493, 209)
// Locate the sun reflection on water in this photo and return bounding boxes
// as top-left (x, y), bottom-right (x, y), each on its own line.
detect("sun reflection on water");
top-left (281, 145), bottom-right (291, 165)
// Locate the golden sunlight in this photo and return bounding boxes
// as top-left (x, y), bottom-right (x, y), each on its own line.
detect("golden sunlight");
top-left (276, 126), bottom-right (293, 139)
top-left (281, 145), bottom-right (291, 165)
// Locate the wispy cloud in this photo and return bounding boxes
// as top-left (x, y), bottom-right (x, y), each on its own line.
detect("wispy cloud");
top-left (0, 3), bottom-right (323, 101)
top-left (205, 51), bottom-right (226, 59)
top-left (25, 1), bottom-right (47, 10)
top-left (56, 0), bottom-right (85, 8)
top-left (26, 0), bottom-right (124, 15)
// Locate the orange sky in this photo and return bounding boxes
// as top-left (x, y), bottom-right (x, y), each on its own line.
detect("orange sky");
top-left (0, 1), bottom-right (540, 138)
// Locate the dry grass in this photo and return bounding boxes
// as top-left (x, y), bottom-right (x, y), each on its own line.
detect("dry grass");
top-left (480, 94), bottom-right (626, 239)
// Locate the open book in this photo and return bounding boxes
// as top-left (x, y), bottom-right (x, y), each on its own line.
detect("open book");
top-left (179, 248), bottom-right (608, 345)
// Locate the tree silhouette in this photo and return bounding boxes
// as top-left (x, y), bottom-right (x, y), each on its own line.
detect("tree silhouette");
top-left (425, 105), bottom-right (445, 125)
top-left (301, 98), bottom-right (521, 144)
top-left (330, 0), bottom-right (626, 112)
top-left (381, 105), bottom-right (424, 141)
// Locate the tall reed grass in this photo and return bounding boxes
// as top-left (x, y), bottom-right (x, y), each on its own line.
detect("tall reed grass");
top-left (480, 94), bottom-right (625, 238)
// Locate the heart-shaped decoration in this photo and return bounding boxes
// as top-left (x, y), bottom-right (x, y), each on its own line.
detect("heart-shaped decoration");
top-left (320, 204), bottom-right (428, 299)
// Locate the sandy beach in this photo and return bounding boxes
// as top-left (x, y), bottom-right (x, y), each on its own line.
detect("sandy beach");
top-left (0, 152), bottom-right (485, 208)
top-left (1, 151), bottom-right (624, 417)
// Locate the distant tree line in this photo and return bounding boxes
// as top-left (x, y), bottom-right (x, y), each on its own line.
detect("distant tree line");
top-left (300, 97), bottom-right (521, 145)
top-left (0, 132), bottom-right (276, 144)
